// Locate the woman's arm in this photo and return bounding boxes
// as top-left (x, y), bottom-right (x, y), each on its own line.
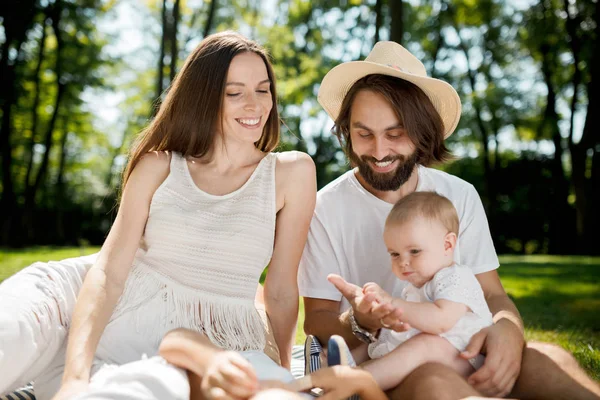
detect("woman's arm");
top-left (56, 153), bottom-right (170, 396)
top-left (264, 152), bottom-right (316, 369)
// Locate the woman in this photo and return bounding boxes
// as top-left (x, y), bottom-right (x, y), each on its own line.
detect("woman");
top-left (0, 31), bottom-right (316, 400)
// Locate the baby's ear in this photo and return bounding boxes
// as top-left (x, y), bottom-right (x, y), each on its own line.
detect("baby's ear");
top-left (444, 232), bottom-right (457, 253)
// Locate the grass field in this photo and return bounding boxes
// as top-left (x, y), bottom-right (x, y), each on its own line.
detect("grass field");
top-left (1, 248), bottom-right (598, 380)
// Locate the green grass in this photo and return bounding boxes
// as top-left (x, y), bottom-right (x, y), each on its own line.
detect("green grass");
top-left (0, 246), bottom-right (100, 282)
top-left (498, 255), bottom-right (600, 380)
top-left (1, 249), bottom-right (598, 379)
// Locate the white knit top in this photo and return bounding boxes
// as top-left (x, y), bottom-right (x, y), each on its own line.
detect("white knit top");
top-left (111, 152), bottom-right (277, 351)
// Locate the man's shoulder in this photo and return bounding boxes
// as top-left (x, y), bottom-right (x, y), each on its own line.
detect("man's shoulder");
top-left (419, 166), bottom-right (476, 199)
top-left (316, 170), bottom-right (355, 202)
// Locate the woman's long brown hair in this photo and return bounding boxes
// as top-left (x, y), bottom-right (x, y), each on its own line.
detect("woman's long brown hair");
top-left (121, 31), bottom-right (280, 195)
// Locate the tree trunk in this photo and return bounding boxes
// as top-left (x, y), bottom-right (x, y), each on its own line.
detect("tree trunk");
top-left (539, 40), bottom-right (571, 253)
top-left (154, 0), bottom-right (168, 115)
top-left (568, 0), bottom-right (599, 253)
top-left (23, 2), bottom-right (66, 240)
top-left (55, 126), bottom-right (68, 242)
top-left (455, 29), bottom-right (494, 211)
top-left (24, 15), bottom-right (48, 191)
top-left (105, 128), bottom-right (129, 188)
top-left (203, 0), bottom-right (217, 38)
top-left (373, 0), bottom-right (383, 44)
top-left (169, 0), bottom-right (180, 82)
top-left (0, 1), bottom-right (38, 244)
top-left (389, 0), bottom-right (404, 44)
top-left (591, 149), bottom-right (600, 255)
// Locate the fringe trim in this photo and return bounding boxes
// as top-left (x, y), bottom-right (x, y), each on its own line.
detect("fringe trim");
top-left (112, 263), bottom-right (266, 351)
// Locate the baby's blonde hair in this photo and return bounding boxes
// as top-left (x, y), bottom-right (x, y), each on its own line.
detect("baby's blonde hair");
top-left (386, 191), bottom-right (459, 235)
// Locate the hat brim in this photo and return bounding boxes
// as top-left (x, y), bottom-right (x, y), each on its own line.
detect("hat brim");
top-left (317, 61), bottom-right (461, 138)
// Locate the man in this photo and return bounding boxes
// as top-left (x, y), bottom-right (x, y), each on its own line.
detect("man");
top-left (299, 41), bottom-right (600, 400)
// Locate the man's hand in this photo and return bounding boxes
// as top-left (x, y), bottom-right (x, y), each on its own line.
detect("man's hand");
top-left (362, 282), bottom-right (393, 304)
top-left (327, 274), bottom-right (395, 331)
top-left (461, 319), bottom-right (525, 397)
top-left (362, 282), bottom-right (411, 332)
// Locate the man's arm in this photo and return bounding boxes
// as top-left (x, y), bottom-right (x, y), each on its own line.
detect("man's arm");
top-left (304, 275), bottom-right (401, 349)
top-left (460, 270), bottom-right (525, 397)
top-left (303, 297), bottom-right (363, 348)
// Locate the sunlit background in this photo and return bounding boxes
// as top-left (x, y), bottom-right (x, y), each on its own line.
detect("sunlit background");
top-left (1, 0), bottom-right (599, 380)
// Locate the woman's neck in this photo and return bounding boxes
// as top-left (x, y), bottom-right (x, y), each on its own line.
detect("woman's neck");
top-left (197, 138), bottom-right (263, 173)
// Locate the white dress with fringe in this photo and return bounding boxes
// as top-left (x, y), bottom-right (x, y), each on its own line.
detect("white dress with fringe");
top-left (97, 151), bottom-right (277, 363)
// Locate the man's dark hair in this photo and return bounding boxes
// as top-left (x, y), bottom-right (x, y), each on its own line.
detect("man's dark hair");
top-left (333, 74), bottom-right (452, 167)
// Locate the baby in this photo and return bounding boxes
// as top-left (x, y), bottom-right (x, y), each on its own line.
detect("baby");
top-left (329, 191), bottom-right (493, 391)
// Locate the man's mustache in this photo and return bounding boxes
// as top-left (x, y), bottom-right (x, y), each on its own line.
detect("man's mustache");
top-left (360, 155), bottom-right (404, 164)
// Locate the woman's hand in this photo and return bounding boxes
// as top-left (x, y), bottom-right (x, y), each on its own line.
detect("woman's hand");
top-left (201, 351), bottom-right (259, 400)
top-left (306, 366), bottom-right (386, 400)
top-left (51, 379), bottom-right (88, 400)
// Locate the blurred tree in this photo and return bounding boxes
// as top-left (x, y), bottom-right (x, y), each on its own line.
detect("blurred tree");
top-left (522, 0), bottom-right (597, 253)
top-left (1, 0), bottom-right (112, 245)
top-left (0, 0), bottom-right (595, 254)
top-left (0, 0), bottom-right (39, 243)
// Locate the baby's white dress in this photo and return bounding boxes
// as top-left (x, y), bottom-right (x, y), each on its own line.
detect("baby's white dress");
top-left (368, 264), bottom-right (493, 368)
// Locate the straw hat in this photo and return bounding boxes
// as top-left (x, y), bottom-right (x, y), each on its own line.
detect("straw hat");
top-left (318, 41), bottom-right (461, 138)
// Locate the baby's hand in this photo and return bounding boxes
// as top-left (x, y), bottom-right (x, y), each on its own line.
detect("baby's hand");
top-left (201, 351), bottom-right (258, 399)
top-left (379, 306), bottom-right (411, 332)
top-left (362, 282), bottom-right (393, 305)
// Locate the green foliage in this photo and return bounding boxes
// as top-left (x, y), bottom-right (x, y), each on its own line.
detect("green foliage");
top-left (1, 0), bottom-right (598, 253)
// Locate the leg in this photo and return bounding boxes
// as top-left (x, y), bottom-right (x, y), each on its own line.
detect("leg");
top-left (362, 334), bottom-right (473, 391)
top-left (350, 342), bottom-right (370, 365)
top-left (386, 362), bottom-right (480, 400)
top-left (0, 254), bottom-right (97, 394)
top-left (510, 342), bottom-right (600, 400)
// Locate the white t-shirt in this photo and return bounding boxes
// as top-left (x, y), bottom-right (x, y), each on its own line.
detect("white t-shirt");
top-left (368, 264), bottom-right (494, 362)
top-left (298, 166), bottom-right (499, 312)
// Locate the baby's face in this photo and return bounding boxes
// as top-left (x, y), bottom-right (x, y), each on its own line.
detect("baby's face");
top-left (383, 216), bottom-right (454, 288)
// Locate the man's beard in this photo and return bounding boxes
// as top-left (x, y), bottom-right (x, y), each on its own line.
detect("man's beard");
top-left (349, 150), bottom-right (418, 191)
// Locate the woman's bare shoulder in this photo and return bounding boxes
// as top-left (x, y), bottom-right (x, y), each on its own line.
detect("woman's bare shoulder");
top-left (274, 151), bottom-right (315, 180)
top-left (126, 151), bottom-right (172, 191)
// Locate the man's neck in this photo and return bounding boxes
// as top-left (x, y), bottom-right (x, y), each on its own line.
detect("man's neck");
top-left (354, 166), bottom-right (419, 204)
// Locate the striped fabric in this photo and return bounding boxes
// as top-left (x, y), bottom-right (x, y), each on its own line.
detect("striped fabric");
top-left (0, 384), bottom-right (35, 400)
top-left (291, 344), bottom-right (307, 378)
